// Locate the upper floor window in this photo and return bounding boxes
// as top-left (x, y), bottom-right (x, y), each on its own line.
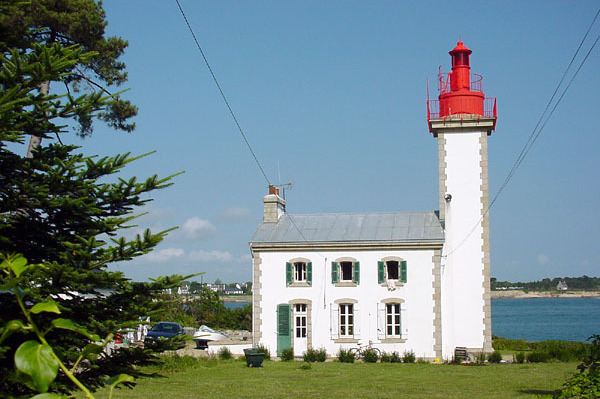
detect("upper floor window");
top-left (286, 259), bottom-right (312, 286)
top-left (331, 259), bottom-right (360, 286)
top-left (378, 259), bottom-right (407, 285)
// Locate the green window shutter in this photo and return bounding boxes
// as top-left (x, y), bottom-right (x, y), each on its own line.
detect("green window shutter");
top-left (277, 304), bottom-right (291, 356)
top-left (331, 262), bottom-right (339, 284)
top-left (353, 261), bottom-right (360, 284)
top-left (400, 260), bottom-right (407, 283)
top-left (307, 262), bottom-right (312, 285)
top-left (286, 262), bottom-right (292, 285)
top-left (378, 261), bottom-right (385, 284)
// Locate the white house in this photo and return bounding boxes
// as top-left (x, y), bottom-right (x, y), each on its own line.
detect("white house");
top-left (249, 41), bottom-right (496, 360)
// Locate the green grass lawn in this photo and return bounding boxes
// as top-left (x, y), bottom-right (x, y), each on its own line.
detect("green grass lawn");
top-left (96, 357), bottom-right (577, 399)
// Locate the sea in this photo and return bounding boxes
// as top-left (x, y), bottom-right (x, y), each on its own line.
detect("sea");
top-left (225, 297), bottom-right (600, 342)
top-left (492, 297), bottom-right (600, 342)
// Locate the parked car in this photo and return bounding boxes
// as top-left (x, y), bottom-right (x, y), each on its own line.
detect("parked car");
top-left (144, 322), bottom-right (185, 346)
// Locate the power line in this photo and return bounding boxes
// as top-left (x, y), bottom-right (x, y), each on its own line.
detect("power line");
top-left (445, 10), bottom-right (600, 257)
top-left (174, 0), bottom-right (271, 185)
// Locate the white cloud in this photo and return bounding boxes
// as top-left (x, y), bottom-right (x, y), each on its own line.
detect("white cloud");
top-left (188, 250), bottom-right (233, 262)
top-left (221, 207), bottom-right (251, 220)
top-left (537, 253), bottom-right (549, 265)
top-left (145, 248), bottom-right (185, 263)
top-left (181, 217), bottom-right (216, 239)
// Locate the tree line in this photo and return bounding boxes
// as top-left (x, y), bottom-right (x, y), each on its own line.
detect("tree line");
top-left (491, 276), bottom-right (600, 291)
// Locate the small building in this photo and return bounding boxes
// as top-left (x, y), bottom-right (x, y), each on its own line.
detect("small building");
top-left (250, 41), bottom-right (496, 360)
top-left (557, 281), bottom-right (568, 291)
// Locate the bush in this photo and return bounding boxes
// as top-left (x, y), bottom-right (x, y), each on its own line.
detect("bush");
top-left (403, 350), bottom-right (416, 363)
top-left (514, 352), bottom-right (526, 364)
top-left (527, 350), bottom-right (551, 363)
top-left (488, 350), bottom-right (503, 363)
top-left (492, 336), bottom-right (530, 351)
top-left (554, 334), bottom-right (600, 399)
top-left (416, 357), bottom-right (429, 364)
top-left (531, 340), bottom-right (588, 362)
top-left (362, 348), bottom-right (379, 363)
top-left (304, 347), bottom-right (327, 362)
top-left (337, 348), bottom-right (355, 363)
top-left (218, 346), bottom-right (233, 360)
top-left (390, 351), bottom-right (403, 363)
top-left (281, 347), bottom-right (294, 362)
top-left (380, 352), bottom-right (391, 363)
top-left (475, 352), bottom-right (487, 365)
top-left (256, 344), bottom-right (271, 360)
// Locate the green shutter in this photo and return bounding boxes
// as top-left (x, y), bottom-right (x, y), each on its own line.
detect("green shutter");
top-left (400, 260), bottom-right (407, 283)
top-left (277, 304), bottom-right (291, 356)
top-left (378, 261), bottom-right (385, 284)
top-left (286, 262), bottom-right (292, 285)
top-left (353, 261), bottom-right (360, 284)
top-left (307, 262), bottom-right (312, 285)
top-left (331, 262), bottom-right (339, 284)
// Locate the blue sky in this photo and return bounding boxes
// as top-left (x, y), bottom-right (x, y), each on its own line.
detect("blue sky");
top-left (60, 1), bottom-right (599, 283)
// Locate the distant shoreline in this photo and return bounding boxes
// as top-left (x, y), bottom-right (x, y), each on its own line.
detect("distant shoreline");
top-left (222, 295), bottom-right (251, 303)
top-left (491, 290), bottom-right (600, 299)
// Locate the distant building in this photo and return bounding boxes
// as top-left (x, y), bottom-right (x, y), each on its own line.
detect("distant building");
top-left (557, 281), bottom-right (568, 291)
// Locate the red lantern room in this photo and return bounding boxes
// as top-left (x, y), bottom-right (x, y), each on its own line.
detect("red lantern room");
top-left (427, 41), bottom-right (497, 132)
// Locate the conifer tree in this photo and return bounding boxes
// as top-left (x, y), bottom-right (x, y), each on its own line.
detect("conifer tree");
top-left (0, 13), bottom-right (185, 399)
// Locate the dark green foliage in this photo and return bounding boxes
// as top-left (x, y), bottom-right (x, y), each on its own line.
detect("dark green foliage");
top-left (336, 348), bottom-right (355, 363)
top-left (256, 344), bottom-right (270, 360)
top-left (0, 0), bottom-right (137, 137)
top-left (0, 19), bottom-right (183, 397)
top-left (303, 347), bottom-right (327, 363)
top-left (391, 351), bottom-right (403, 363)
top-left (491, 276), bottom-right (600, 291)
top-left (280, 347), bottom-right (294, 362)
top-left (527, 351), bottom-right (551, 363)
top-left (380, 352), bottom-right (391, 363)
top-left (487, 351), bottom-right (503, 363)
top-left (362, 348), bottom-right (379, 363)
top-left (155, 354), bottom-right (200, 374)
top-left (218, 347), bottom-right (233, 360)
top-left (554, 334), bottom-right (600, 398)
top-left (515, 352), bottom-right (526, 364)
top-left (403, 350), bottom-right (416, 363)
top-left (530, 340), bottom-right (588, 362)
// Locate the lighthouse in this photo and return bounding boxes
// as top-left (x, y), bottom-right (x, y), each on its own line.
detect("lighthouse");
top-left (428, 41), bottom-right (497, 356)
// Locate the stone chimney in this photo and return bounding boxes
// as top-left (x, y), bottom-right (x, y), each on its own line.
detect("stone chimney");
top-left (263, 185), bottom-right (286, 223)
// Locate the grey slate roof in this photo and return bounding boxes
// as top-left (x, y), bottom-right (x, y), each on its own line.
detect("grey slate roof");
top-left (250, 211), bottom-right (444, 245)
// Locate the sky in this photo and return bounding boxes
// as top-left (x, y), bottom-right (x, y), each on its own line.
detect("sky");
top-left (54, 0), bottom-right (600, 283)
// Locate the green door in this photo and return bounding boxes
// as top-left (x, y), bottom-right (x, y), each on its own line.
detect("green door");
top-left (277, 304), bottom-right (291, 356)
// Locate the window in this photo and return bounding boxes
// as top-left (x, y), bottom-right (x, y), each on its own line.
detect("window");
top-left (286, 260), bottom-right (312, 286)
top-left (339, 304), bottom-right (354, 338)
top-left (377, 300), bottom-right (405, 341)
top-left (386, 304), bottom-right (401, 337)
top-left (378, 260), bottom-right (407, 284)
top-left (331, 300), bottom-right (359, 341)
top-left (294, 304), bottom-right (307, 338)
top-left (331, 260), bottom-right (360, 285)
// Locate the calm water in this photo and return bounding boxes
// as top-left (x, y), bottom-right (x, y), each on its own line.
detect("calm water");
top-left (224, 298), bottom-right (600, 342)
top-left (492, 297), bottom-right (600, 342)
top-left (224, 302), bottom-right (249, 310)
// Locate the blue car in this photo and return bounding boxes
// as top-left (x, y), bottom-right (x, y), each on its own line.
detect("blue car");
top-left (144, 322), bottom-right (185, 345)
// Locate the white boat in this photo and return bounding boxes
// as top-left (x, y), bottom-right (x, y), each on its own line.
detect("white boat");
top-left (192, 325), bottom-right (228, 349)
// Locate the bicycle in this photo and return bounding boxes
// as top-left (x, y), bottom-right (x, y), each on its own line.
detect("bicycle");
top-left (349, 340), bottom-right (381, 360)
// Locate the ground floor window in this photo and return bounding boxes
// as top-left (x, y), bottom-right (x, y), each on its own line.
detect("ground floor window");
top-left (294, 304), bottom-right (307, 338)
top-left (339, 304), bottom-right (354, 337)
top-left (386, 303), bottom-right (401, 337)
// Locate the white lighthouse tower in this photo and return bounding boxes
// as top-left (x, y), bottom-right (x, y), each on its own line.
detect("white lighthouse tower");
top-left (427, 41), bottom-right (497, 357)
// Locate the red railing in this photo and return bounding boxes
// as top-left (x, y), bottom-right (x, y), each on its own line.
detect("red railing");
top-left (427, 97), bottom-right (496, 120)
top-left (438, 72), bottom-right (484, 94)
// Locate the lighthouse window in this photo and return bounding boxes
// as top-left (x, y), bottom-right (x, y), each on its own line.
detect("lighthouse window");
top-left (453, 52), bottom-right (469, 67)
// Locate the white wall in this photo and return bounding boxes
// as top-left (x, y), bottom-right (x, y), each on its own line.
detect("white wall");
top-left (255, 248), bottom-right (437, 359)
top-left (441, 130), bottom-right (486, 358)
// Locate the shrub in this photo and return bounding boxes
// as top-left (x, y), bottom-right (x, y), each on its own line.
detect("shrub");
top-left (416, 357), bottom-right (429, 364)
top-left (380, 352), bottom-right (391, 363)
top-left (514, 352), bottom-right (526, 364)
top-left (531, 340), bottom-right (588, 362)
top-left (362, 348), bottom-right (379, 363)
top-left (337, 348), bottom-right (356, 363)
top-left (554, 334), bottom-right (600, 399)
top-left (492, 336), bottom-right (530, 351)
top-left (488, 350), bottom-right (503, 363)
top-left (256, 344), bottom-right (271, 360)
top-left (218, 346), bottom-right (233, 360)
top-left (390, 351), bottom-right (403, 363)
top-left (475, 352), bottom-right (487, 365)
top-left (403, 350), bottom-right (416, 363)
top-left (527, 350), bottom-right (551, 363)
top-left (304, 347), bottom-right (327, 362)
top-left (281, 347), bottom-right (294, 362)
